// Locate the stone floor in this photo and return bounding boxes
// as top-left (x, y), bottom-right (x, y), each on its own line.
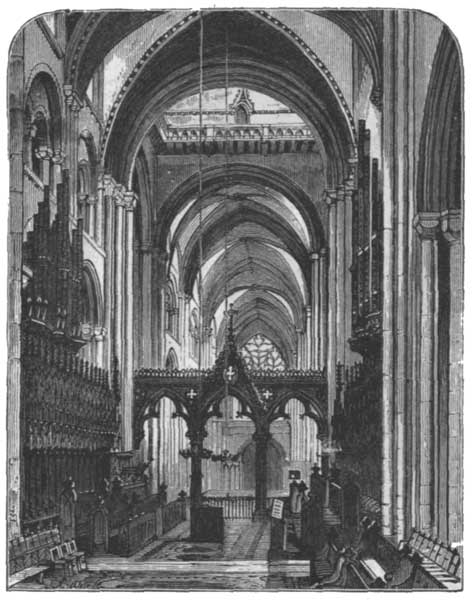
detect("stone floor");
top-left (11, 518), bottom-right (310, 590)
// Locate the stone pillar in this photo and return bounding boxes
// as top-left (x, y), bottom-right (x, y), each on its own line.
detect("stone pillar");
top-left (88, 196), bottom-right (97, 239)
top-left (93, 326), bottom-right (106, 369)
top-left (344, 177), bottom-right (355, 360)
top-left (319, 248), bottom-right (328, 368)
top-left (305, 305), bottom-right (313, 368)
top-left (140, 244), bottom-right (153, 367)
top-left (325, 192), bottom-right (337, 443)
top-left (63, 86), bottom-right (82, 218)
top-left (7, 28), bottom-right (24, 539)
top-left (381, 10), bottom-right (395, 536)
top-left (151, 417), bottom-right (159, 494)
top-left (310, 253), bottom-right (320, 368)
top-left (189, 428), bottom-right (206, 538)
top-left (51, 148), bottom-right (65, 190)
top-left (414, 213), bottom-right (440, 534)
top-left (34, 146), bottom-right (53, 186)
top-left (296, 328), bottom-right (303, 369)
top-left (253, 425), bottom-right (271, 515)
top-left (102, 175), bottom-right (115, 369)
top-left (113, 187), bottom-right (125, 370)
top-left (336, 186), bottom-right (346, 365)
top-left (122, 192), bottom-right (137, 451)
top-left (95, 177), bottom-right (104, 247)
top-left (441, 210), bottom-right (462, 543)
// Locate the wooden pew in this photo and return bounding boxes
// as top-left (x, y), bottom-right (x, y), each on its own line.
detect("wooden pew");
top-left (8, 527), bottom-right (61, 587)
top-left (399, 529), bottom-right (461, 590)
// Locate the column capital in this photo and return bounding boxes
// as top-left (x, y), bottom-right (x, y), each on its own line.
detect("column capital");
top-left (113, 185), bottom-right (127, 207)
top-left (51, 147), bottom-right (65, 164)
top-left (324, 189), bottom-right (337, 207)
top-left (336, 185), bottom-right (346, 201)
top-left (93, 326), bottom-right (107, 341)
top-left (123, 191), bottom-right (138, 212)
top-left (63, 85), bottom-right (83, 111)
top-left (309, 251), bottom-right (320, 262)
top-left (80, 193), bottom-right (97, 206)
top-left (319, 247), bottom-right (328, 258)
top-left (99, 173), bottom-right (124, 199)
top-left (440, 209), bottom-right (462, 244)
top-left (413, 212), bottom-right (441, 240)
top-left (34, 145), bottom-right (53, 161)
top-left (305, 305), bottom-right (312, 316)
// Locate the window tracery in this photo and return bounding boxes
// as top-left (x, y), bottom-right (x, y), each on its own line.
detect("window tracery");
top-left (240, 333), bottom-right (286, 371)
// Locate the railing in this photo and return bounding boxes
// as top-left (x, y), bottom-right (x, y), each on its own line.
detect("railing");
top-left (161, 124), bottom-right (314, 143)
top-left (110, 512), bottom-right (157, 557)
top-left (204, 496), bottom-right (255, 519)
top-left (203, 495), bottom-right (276, 519)
top-left (162, 499), bottom-right (187, 534)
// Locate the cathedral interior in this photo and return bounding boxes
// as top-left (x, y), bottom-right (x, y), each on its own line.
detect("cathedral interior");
top-left (6, 8), bottom-right (463, 590)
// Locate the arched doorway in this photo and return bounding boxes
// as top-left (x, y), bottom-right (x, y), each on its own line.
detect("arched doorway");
top-left (241, 438), bottom-right (285, 492)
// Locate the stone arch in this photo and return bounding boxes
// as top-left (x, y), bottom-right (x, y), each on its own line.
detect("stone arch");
top-left (79, 130), bottom-right (98, 192)
top-left (417, 26), bottom-right (462, 213)
top-left (165, 348), bottom-right (179, 370)
top-left (100, 10), bottom-right (355, 187)
top-left (155, 163), bottom-right (326, 254)
top-left (239, 436), bottom-right (286, 492)
top-left (276, 390), bottom-right (328, 436)
top-left (24, 68), bottom-right (63, 176)
top-left (81, 260), bottom-right (103, 328)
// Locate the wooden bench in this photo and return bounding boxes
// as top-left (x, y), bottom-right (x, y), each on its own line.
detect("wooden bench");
top-left (399, 529), bottom-right (461, 590)
top-left (8, 528), bottom-right (61, 587)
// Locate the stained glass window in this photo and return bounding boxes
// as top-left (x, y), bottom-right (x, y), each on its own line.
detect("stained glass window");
top-left (240, 334), bottom-right (286, 371)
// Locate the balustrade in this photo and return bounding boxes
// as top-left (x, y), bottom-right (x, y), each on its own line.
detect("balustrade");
top-left (110, 512), bottom-right (157, 557)
top-left (162, 498), bottom-right (187, 533)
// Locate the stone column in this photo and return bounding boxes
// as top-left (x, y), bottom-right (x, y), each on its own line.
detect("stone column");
top-left (319, 248), bottom-right (328, 368)
top-left (151, 417), bottom-right (159, 494)
top-left (441, 209), bottom-right (463, 543)
top-left (253, 425), bottom-right (271, 515)
top-left (325, 192), bottom-right (337, 443)
top-left (102, 175), bottom-right (115, 368)
top-left (34, 146), bottom-right (53, 186)
top-left (140, 244), bottom-right (153, 367)
top-left (381, 10), bottom-right (395, 536)
top-left (93, 326), bottom-right (106, 369)
top-left (336, 186), bottom-right (346, 365)
top-left (305, 305), bottom-right (313, 369)
top-left (344, 177), bottom-right (355, 361)
top-left (296, 328), bottom-right (303, 369)
top-left (88, 196), bottom-right (97, 239)
top-left (122, 192), bottom-right (137, 451)
top-left (189, 428), bottom-right (206, 538)
top-left (7, 28), bottom-right (24, 539)
top-left (95, 176), bottom-right (104, 247)
top-left (113, 187), bottom-right (125, 369)
top-left (414, 213), bottom-right (440, 534)
top-left (63, 86), bottom-right (82, 218)
top-left (310, 253), bottom-right (320, 368)
top-left (51, 148), bottom-right (65, 190)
